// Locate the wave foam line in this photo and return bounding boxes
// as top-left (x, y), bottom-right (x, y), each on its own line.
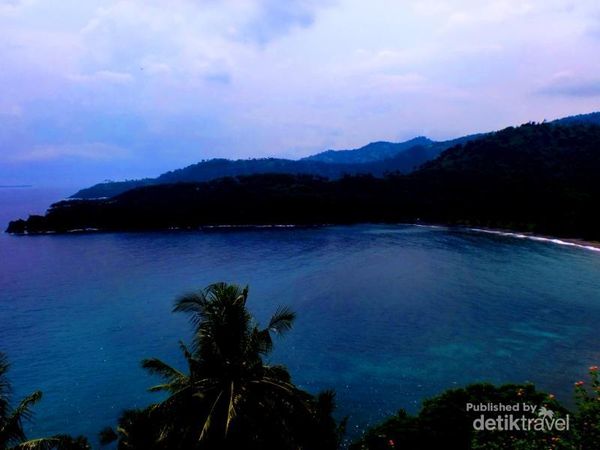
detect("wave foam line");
top-left (468, 228), bottom-right (600, 253)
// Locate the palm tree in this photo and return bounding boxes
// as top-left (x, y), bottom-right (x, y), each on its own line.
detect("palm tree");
top-left (103, 282), bottom-right (344, 449)
top-left (0, 353), bottom-right (90, 450)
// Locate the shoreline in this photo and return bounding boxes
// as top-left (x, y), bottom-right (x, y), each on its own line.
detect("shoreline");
top-left (7, 220), bottom-right (600, 254)
top-left (460, 226), bottom-right (600, 253)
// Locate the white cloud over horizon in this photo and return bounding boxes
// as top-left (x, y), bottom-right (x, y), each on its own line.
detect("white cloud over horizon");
top-left (1, 0), bottom-right (600, 186)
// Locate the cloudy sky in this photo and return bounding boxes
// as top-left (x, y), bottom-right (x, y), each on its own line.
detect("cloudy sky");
top-left (1, 0), bottom-right (600, 187)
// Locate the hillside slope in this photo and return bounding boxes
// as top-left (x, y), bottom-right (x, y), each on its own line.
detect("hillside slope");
top-left (9, 122), bottom-right (600, 240)
top-left (70, 143), bottom-right (448, 199)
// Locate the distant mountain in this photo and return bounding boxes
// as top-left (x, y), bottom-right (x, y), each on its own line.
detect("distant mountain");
top-left (302, 137), bottom-right (433, 163)
top-left (551, 111), bottom-right (600, 126)
top-left (68, 158), bottom-right (396, 199)
top-left (71, 135), bottom-right (481, 199)
top-left (9, 121), bottom-right (600, 240)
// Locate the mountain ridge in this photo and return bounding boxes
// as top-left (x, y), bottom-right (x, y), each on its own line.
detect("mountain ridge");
top-left (70, 111), bottom-right (599, 200)
top-left (9, 120), bottom-right (600, 241)
top-left (301, 136), bottom-right (434, 163)
top-left (70, 135), bottom-right (480, 199)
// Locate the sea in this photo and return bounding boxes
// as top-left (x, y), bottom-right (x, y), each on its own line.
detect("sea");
top-left (2, 187), bottom-right (600, 445)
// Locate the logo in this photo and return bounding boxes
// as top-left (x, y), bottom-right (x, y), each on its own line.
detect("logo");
top-left (467, 402), bottom-right (570, 432)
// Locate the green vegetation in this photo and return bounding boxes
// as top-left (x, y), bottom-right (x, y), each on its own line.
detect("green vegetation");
top-left (99, 283), bottom-right (344, 450)
top-left (70, 137), bottom-right (465, 199)
top-left (574, 366), bottom-right (600, 449)
top-left (0, 353), bottom-right (90, 450)
top-left (8, 122), bottom-right (600, 241)
top-left (5, 282), bottom-right (600, 449)
top-left (352, 367), bottom-right (600, 449)
top-left (350, 384), bottom-right (570, 450)
top-left (67, 111), bottom-right (600, 199)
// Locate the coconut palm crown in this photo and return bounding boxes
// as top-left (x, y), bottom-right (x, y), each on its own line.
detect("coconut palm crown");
top-left (105, 282), bottom-right (343, 450)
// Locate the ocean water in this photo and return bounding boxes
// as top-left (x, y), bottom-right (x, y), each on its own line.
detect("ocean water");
top-left (2, 188), bottom-right (600, 445)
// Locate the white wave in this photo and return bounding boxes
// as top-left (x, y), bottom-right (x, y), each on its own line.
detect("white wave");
top-left (468, 228), bottom-right (600, 253)
top-left (201, 224), bottom-right (299, 229)
top-left (414, 223), bottom-right (447, 230)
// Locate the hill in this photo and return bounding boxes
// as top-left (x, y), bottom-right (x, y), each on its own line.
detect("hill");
top-left (70, 142), bottom-right (451, 199)
top-left (8, 122), bottom-right (600, 240)
top-left (56, 110), bottom-right (600, 200)
top-left (302, 137), bottom-right (434, 163)
top-left (302, 135), bottom-right (479, 164)
top-left (551, 111), bottom-right (600, 126)
top-left (407, 122), bottom-right (600, 238)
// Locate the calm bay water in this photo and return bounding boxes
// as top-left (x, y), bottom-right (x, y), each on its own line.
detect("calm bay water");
top-left (2, 188), bottom-right (600, 444)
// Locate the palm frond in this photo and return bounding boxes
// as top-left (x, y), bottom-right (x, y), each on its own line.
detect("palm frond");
top-left (98, 426), bottom-right (118, 446)
top-left (251, 328), bottom-right (273, 355)
top-left (0, 352), bottom-right (10, 392)
top-left (178, 341), bottom-right (193, 362)
top-left (148, 385), bottom-right (193, 412)
top-left (173, 291), bottom-right (208, 315)
top-left (224, 381), bottom-right (236, 437)
top-left (253, 378), bottom-right (296, 396)
top-left (198, 390), bottom-right (223, 442)
top-left (263, 364), bottom-right (291, 383)
top-left (15, 391), bottom-right (43, 417)
top-left (3, 390), bottom-right (43, 441)
top-left (316, 389), bottom-right (337, 416)
top-left (141, 358), bottom-right (187, 383)
top-left (147, 383), bottom-right (178, 393)
top-left (267, 306), bottom-right (296, 335)
top-left (12, 434), bottom-right (91, 450)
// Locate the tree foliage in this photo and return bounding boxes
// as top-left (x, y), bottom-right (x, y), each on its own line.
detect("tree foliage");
top-left (102, 283), bottom-right (345, 450)
top-left (0, 353), bottom-right (90, 450)
top-left (9, 123), bottom-right (600, 241)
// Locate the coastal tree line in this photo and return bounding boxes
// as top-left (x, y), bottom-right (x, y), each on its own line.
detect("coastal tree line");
top-left (8, 122), bottom-right (600, 242)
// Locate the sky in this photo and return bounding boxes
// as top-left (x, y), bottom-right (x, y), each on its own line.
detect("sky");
top-left (1, 0), bottom-right (600, 188)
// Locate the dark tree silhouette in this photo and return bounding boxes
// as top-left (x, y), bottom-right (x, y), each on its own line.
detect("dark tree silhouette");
top-left (0, 353), bottom-right (90, 450)
top-left (102, 283), bottom-right (344, 450)
top-left (9, 122), bottom-right (600, 241)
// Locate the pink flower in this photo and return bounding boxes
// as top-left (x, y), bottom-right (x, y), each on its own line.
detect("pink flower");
top-left (590, 366), bottom-right (599, 372)
top-left (388, 439), bottom-right (395, 448)
top-left (575, 381), bottom-right (585, 387)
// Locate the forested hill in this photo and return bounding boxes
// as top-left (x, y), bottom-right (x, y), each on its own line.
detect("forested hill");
top-left (68, 111), bottom-right (599, 200)
top-left (301, 137), bottom-right (433, 163)
top-left (406, 122), bottom-right (600, 238)
top-left (8, 122), bottom-right (600, 240)
top-left (70, 137), bottom-right (478, 199)
top-left (551, 111), bottom-right (600, 126)
top-left (301, 135), bottom-right (479, 163)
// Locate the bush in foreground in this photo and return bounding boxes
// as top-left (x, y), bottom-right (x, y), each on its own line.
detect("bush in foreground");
top-left (352, 367), bottom-right (600, 450)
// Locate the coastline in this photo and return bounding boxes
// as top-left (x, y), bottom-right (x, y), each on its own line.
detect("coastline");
top-left (462, 226), bottom-right (600, 253)
top-left (7, 219), bottom-right (600, 254)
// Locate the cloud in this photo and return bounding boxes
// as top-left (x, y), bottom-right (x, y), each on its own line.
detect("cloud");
top-left (0, 0), bottom-right (24, 15)
top-left (140, 60), bottom-right (171, 76)
top-left (239, 0), bottom-right (332, 44)
top-left (203, 72), bottom-right (232, 85)
top-left (2, 0), bottom-right (600, 186)
top-left (585, 16), bottom-right (600, 40)
top-left (68, 70), bottom-right (134, 84)
top-left (538, 72), bottom-right (600, 97)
